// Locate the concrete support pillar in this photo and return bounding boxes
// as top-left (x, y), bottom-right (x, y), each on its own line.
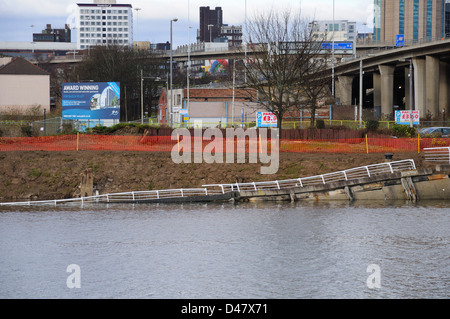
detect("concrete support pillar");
top-left (404, 67), bottom-right (412, 110)
top-left (439, 61), bottom-right (450, 118)
top-left (373, 72), bottom-right (381, 109)
top-left (426, 55), bottom-right (440, 118)
top-left (335, 75), bottom-right (354, 106)
top-left (413, 58), bottom-right (426, 118)
top-left (379, 64), bottom-right (395, 118)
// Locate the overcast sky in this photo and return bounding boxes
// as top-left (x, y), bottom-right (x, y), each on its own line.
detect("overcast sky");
top-left (0, 0), bottom-right (374, 47)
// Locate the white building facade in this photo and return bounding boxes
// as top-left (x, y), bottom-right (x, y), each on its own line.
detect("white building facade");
top-left (76, 0), bottom-right (133, 50)
top-left (310, 20), bottom-right (357, 42)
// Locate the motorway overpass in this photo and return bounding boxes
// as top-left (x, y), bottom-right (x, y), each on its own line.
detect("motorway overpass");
top-left (18, 38), bottom-right (450, 119)
top-left (333, 39), bottom-right (450, 120)
top-left (170, 40), bottom-right (450, 120)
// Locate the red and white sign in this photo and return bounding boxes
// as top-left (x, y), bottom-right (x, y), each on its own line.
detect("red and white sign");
top-left (395, 110), bottom-right (420, 125)
top-left (257, 112), bottom-right (278, 128)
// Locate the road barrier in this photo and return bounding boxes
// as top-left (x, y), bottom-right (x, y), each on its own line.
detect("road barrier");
top-left (0, 134), bottom-right (449, 153)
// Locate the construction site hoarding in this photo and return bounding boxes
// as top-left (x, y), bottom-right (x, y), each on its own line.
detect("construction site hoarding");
top-left (62, 82), bottom-right (120, 120)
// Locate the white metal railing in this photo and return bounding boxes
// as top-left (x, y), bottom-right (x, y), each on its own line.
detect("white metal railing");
top-left (424, 147), bottom-right (450, 164)
top-left (203, 159), bottom-right (416, 194)
top-left (0, 160), bottom-right (416, 207)
top-left (0, 188), bottom-right (218, 207)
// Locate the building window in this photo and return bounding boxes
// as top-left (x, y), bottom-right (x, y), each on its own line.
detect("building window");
top-left (446, 3), bottom-right (450, 38)
top-left (426, 0), bottom-right (433, 40)
top-left (413, 0), bottom-right (419, 41)
top-left (374, 0), bottom-right (381, 42)
top-left (399, 0), bottom-right (405, 35)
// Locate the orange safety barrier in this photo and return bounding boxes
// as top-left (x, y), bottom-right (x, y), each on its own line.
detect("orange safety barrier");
top-left (1, 134), bottom-right (449, 154)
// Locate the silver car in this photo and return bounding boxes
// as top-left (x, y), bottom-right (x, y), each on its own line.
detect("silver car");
top-left (419, 127), bottom-right (450, 137)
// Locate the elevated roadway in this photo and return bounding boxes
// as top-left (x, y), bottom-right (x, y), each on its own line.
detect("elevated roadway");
top-left (22, 38), bottom-right (450, 119)
top-left (333, 39), bottom-right (450, 119)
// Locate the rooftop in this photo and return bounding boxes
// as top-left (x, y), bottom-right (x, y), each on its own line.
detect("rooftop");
top-left (0, 57), bottom-right (49, 76)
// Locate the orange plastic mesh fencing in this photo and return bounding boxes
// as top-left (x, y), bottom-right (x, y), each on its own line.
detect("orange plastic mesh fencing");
top-left (1, 135), bottom-right (449, 153)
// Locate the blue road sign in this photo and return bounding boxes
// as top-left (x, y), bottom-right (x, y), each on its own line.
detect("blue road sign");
top-left (395, 34), bottom-right (405, 47)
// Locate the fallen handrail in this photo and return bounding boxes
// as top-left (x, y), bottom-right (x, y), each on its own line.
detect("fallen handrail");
top-left (0, 159), bottom-right (416, 207)
top-left (203, 159), bottom-right (416, 194)
top-left (424, 147), bottom-right (450, 164)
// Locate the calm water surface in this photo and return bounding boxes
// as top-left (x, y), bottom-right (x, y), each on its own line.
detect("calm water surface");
top-left (0, 200), bottom-right (449, 299)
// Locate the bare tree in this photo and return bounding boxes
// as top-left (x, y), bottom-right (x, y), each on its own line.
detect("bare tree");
top-left (238, 9), bottom-right (330, 135)
top-left (299, 57), bottom-right (333, 126)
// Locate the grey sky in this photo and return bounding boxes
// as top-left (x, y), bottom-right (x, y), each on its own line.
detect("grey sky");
top-left (0, 0), bottom-right (374, 46)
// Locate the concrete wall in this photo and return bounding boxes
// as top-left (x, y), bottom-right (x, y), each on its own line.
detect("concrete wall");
top-left (0, 74), bottom-right (50, 113)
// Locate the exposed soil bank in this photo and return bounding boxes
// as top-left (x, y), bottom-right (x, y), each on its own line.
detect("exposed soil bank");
top-left (0, 151), bottom-right (432, 202)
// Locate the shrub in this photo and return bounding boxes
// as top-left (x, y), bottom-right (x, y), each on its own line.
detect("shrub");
top-left (316, 119), bottom-right (325, 129)
top-left (21, 125), bottom-right (33, 137)
top-left (366, 120), bottom-right (380, 132)
top-left (392, 124), bottom-right (416, 137)
top-left (85, 125), bottom-right (114, 134)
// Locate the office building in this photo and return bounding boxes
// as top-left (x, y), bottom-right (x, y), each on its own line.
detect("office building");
top-left (220, 25), bottom-right (243, 47)
top-left (33, 24), bottom-right (71, 43)
top-left (373, 0), bottom-right (446, 43)
top-left (76, 0), bottom-right (133, 50)
top-left (310, 20), bottom-right (357, 42)
top-left (198, 6), bottom-right (223, 43)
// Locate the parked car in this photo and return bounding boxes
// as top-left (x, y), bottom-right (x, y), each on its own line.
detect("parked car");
top-left (419, 127), bottom-right (450, 137)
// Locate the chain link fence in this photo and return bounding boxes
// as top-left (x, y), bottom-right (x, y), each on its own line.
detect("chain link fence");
top-left (0, 118), bottom-right (79, 137)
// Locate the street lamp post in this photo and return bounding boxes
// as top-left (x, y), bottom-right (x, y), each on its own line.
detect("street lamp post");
top-left (187, 0), bottom-right (191, 123)
top-left (141, 69), bottom-right (144, 124)
top-left (208, 24), bottom-right (214, 42)
top-left (409, 58), bottom-right (414, 128)
top-left (331, 0), bottom-right (335, 97)
top-left (135, 8), bottom-right (141, 39)
top-left (244, 0), bottom-right (247, 83)
top-left (359, 58), bottom-right (363, 127)
top-left (170, 18), bottom-right (178, 127)
top-left (30, 25), bottom-right (35, 53)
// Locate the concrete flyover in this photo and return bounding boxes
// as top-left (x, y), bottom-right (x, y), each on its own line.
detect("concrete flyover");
top-left (334, 39), bottom-right (450, 120)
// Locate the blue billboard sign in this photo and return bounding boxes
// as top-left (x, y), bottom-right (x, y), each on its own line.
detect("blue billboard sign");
top-left (62, 82), bottom-right (120, 120)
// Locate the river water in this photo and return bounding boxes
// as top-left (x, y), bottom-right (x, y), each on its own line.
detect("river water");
top-left (0, 200), bottom-right (449, 299)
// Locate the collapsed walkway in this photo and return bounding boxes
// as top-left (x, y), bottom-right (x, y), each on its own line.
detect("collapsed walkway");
top-left (3, 159), bottom-right (446, 207)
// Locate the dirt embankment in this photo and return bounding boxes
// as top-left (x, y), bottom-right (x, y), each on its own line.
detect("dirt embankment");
top-left (0, 150), bottom-right (431, 202)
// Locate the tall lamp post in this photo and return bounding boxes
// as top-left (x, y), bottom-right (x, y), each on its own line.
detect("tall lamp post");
top-left (135, 8), bottom-right (141, 39)
top-left (244, 0), bottom-right (247, 83)
top-left (187, 0), bottom-right (191, 122)
top-left (408, 58), bottom-right (414, 128)
top-left (208, 24), bottom-right (214, 42)
top-left (30, 25), bottom-right (35, 53)
top-left (170, 18), bottom-right (178, 127)
top-left (331, 0), bottom-right (335, 97)
top-left (359, 58), bottom-right (363, 127)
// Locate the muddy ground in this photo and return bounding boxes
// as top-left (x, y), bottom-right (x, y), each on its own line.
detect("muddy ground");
top-left (0, 150), bottom-right (432, 202)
